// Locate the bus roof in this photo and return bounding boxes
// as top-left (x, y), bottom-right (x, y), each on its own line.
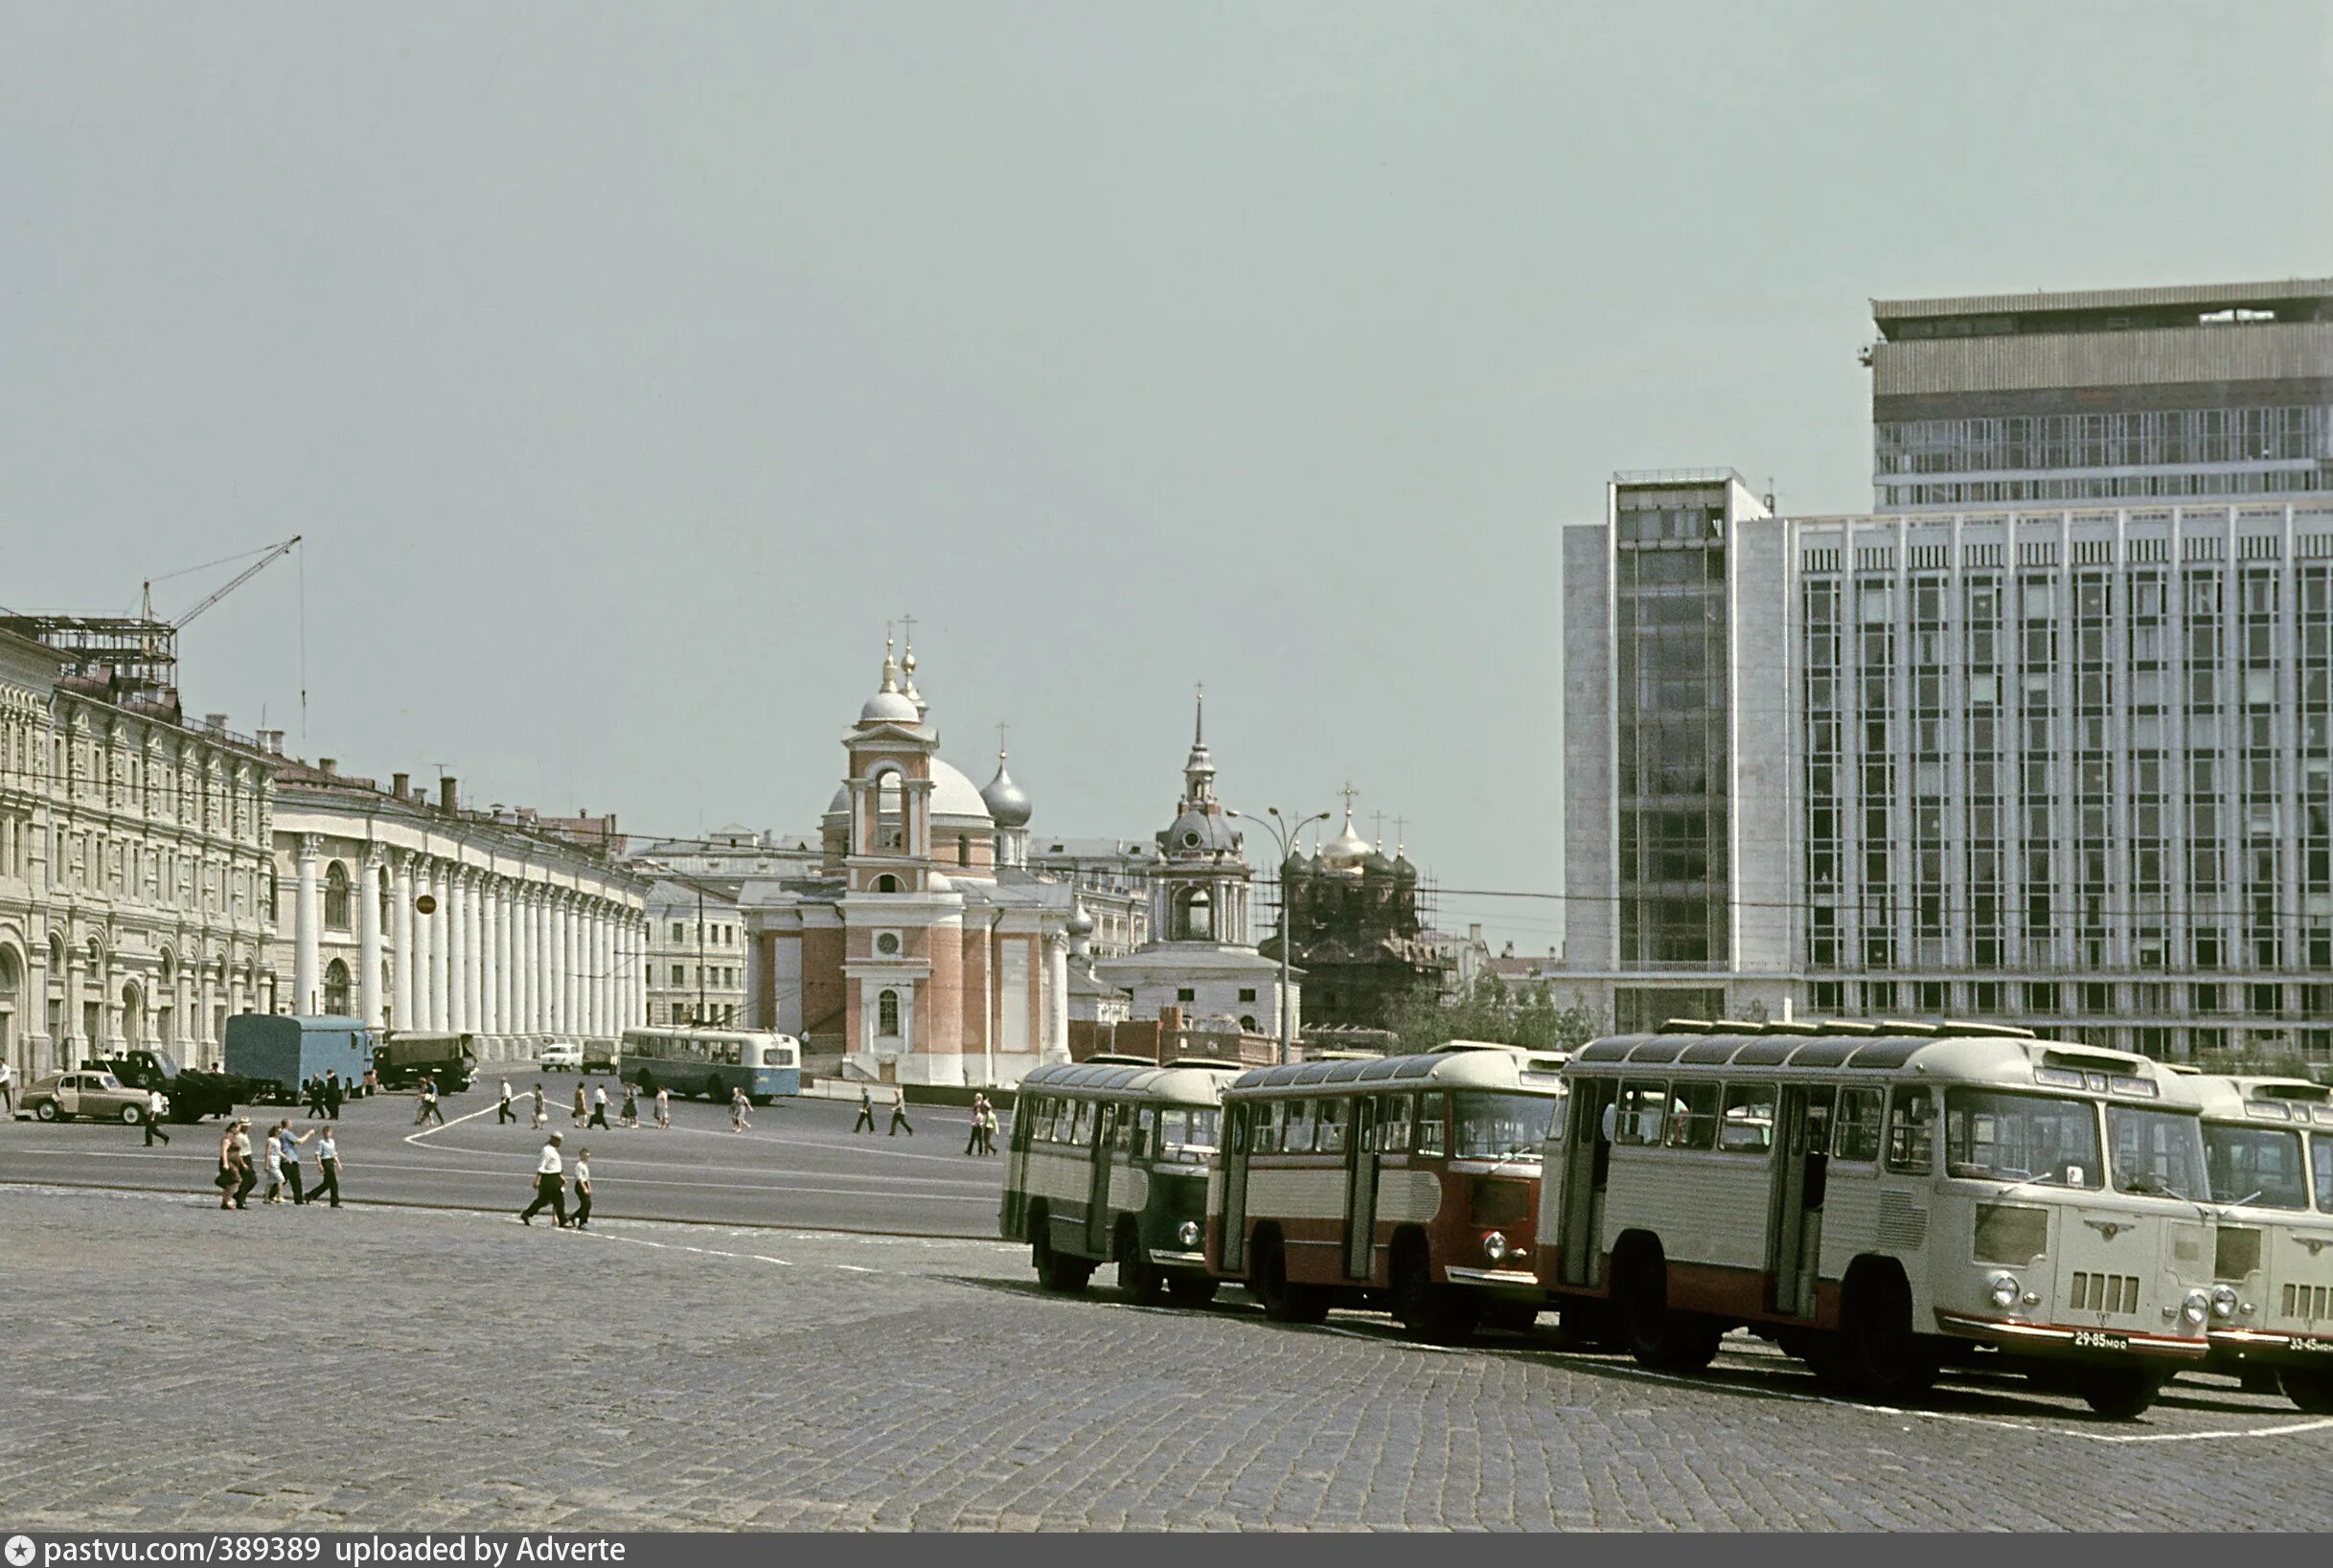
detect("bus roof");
top-left (623, 1026), bottom-right (795, 1046)
top-left (1018, 1059), bottom-right (1239, 1104)
top-left (1571, 1027), bottom-right (2198, 1102)
top-left (2186, 1073), bottom-right (2333, 1125)
top-left (1225, 1041), bottom-right (1565, 1097)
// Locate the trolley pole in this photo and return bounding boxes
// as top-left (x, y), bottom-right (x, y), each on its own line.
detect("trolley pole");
top-left (1229, 807), bottom-right (1329, 1066)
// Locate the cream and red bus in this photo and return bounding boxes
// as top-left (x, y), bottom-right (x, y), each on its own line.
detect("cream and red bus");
top-left (1000, 1056), bottom-right (1240, 1305)
top-left (1537, 1019), bottom-right (2218, 1418)
top-left (2191, 1073), bottom-right (2333, 1412)
top-left (1206, 1042), bottom-right (1567, 1342)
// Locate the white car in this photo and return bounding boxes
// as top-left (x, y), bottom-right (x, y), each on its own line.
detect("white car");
top-left (538, 1041), bottom-right (583, 1071)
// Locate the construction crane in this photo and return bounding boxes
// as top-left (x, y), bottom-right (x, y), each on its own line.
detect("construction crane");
top-left (142, 534), bottom-right (303, 627)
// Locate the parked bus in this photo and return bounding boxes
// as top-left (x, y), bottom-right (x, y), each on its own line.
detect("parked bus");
top-left (1002, 1056), bottom-right (1240, 1305)
top-left (2190, 1073), bottom-right (2333, 1413)
top-left (1207, 1042), bottom-right (1567, 1342)
top-left (1537, 1018), bottom-right (2218, 1418)
top-left (618, 1027), bottom-right (802, 1102)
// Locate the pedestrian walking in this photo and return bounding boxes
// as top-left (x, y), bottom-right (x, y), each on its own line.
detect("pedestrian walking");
top-left (313, 1125), bottom-right (343, 1207)
top-left (981, 1102), bottom-right (1000, 1155)
top-left (519, 1133), bottom-right (568, 1227)
top-left (325, 1072), bottom-right (344, 1119)
top-left (729, 1086), bottom-right (750, 1132)
top-left (532, 1083), bottom-right (548, 1128)
top-left (965, 1095), bottom-right (988, 1156)
top-left (619, 1085), bottom-right (639, 1128)
top-left (217, 1120), bottom-right (255, 1211)
top-left (571, 1084), bottom-right (587, 1126)
top-left (497, 1079), bottom-right (515, 1124)
top-left (888, 1089), bottom-right (913, 1138)
top-left (302, 1075), bottom-right (324, 1119)
top-left (277, 1121), bottom-right (313, 1205)
top-left (363, 1066), bottom-right (378, 1098)
top-left (0, 1056), bottom-right (13, 1115)
top-left (654, 1086), bottom-right (670, 1129)
top-left (588, 1085), bottom-right (610, 1129)
top-left (262, 1121), bottom-right (288, 1204)
top-left (853, 1087), bottom-right (876, 1134)
top-left (143, 1088), bottom-right (172, 1148)
top-left (572, 1148), bottom-right (593, 1231)
top-left (414, 1078), bottom-right (445, 1126)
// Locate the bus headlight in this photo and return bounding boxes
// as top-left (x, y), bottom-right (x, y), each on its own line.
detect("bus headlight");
top-left (1987, 1272), bottom-right (2021, 1309)
top-left (2209, 1285), bottom-right (2238, 1321)
top-left (1482, 1231), bottom-right (1511, 1263)
top-left (1178, 1220), bottom-right (1201, 1248)
top-left (2182, 1288), bottom-right (2210, 1326)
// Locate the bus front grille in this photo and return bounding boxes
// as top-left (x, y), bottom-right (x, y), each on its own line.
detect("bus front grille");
top-left (2070, 1272), bottom-right (2139, 1314)
top-left (2283, 1284), bottom-right (2332, 1322)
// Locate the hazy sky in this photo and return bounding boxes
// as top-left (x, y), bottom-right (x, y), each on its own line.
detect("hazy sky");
top-left (6, 2), bottom-right (2329, 955)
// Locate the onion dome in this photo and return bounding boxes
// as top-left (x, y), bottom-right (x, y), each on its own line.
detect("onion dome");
top-left (1066, 901), bottom-right (1096, 940)
top-left (981, 748), bottom-right (1033, 828)
top-left (858, 635), bottom-right (921, 725)
top-left (1318, 807), bottom-right (1373, 876)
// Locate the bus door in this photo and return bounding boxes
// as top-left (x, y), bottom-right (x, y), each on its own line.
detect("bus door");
top-left (1085, 1102), bottom-right (1116, 1257)
top-left (1000, 1097), bottom-right (1032, 1238)
top-left (1344, 1096), bottom-right (1380, 1281)
top-left (1220, 1101), bottom-right (1252, 1273)
top-left (1768, 1084), bottom-right (1834, 1319)
top-left (1558, 1079), bottom-right (1616, 1288)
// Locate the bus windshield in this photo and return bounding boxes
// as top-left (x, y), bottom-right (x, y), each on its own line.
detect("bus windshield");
top-left (1156, 1107), bottom-right (1220, 1159)
top-left (1943, 1090), bottom-right (2102, 1188)
top-left (2108, 1105), bottom-right (2208, 1201)
top-left (2203, 1124), bottom-right (2311, 1210)
top-left (1452, 1092), bottom-right (1557, 1160)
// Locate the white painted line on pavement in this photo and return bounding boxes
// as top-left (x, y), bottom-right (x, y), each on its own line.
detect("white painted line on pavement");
top-left (404, 1100), bottom-right (505, 1145)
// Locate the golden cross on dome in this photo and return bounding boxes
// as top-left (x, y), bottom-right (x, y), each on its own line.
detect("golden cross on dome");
top-left (1337, 781), bottom-right (1360, 815)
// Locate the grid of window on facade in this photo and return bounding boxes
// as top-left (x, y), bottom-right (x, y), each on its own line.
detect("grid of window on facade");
top-left (1795, 505), bottom-right (2333, 1062)
top-left (1613, 493), bottom-right (1729, 968)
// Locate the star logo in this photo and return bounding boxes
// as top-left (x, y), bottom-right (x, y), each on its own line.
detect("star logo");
top-left (7, 1534), bottom-right (37, 1567)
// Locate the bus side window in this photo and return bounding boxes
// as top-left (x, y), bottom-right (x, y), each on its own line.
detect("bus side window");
top-left (1418, 1092), bottom-right (1447, 1157)
top-left (1316, 1098), bottom-right (1346, 1154)
top-left (1134, 1106), bottom-right (1156, 1158)
top-left (1114, 1104), bottom-right (1136, 1152)
top-left (1615, 1080), bottom-right (1667, 1147)
top-left (1834, 1088), bottom-right (1883, 1162)
top-left (1253, 1102), bottom-right (1280, 1154)
top-left (1071, 1100), bottom-right (1095, 1148)
top-left (1383, 1095), bottom-right (1412, 1153)
top-left (1226, 1102), bottom-right (1250, 1155)
top-left (1285, 1099), bottom-right (1315, 1155)
top-left (1718, 1082), bottom-right (1776, 1154)
top-left (1886, 1088), bottom-right (1935, 1174)
top-left (1665, 1081), bottom-right (1720, 1150)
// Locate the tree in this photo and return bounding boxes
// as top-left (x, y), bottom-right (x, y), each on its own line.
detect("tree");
top-left (1385, 976), bottom-right (1607, 1055)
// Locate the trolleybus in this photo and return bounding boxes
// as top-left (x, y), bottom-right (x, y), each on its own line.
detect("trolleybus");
top-left (1537, 1018), bottom-right (2218, 1418)
top-left (1001, 1056), bottom-right (1240, 1304)
top-left (1207, 1042), bottom-right (1567, 1342)
top-left (2191, 1072), bottom-right (2333, 1412)
top-left (618, 1027), bottom-right (802, 1102)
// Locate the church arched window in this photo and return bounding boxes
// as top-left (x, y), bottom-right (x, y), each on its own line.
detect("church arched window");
top-left (1175, 887), bottom-right (1213, 942)
top-left (878, 988), bottom-right (901, 1037)
top-left (873, 873), bottom-right (900, 894)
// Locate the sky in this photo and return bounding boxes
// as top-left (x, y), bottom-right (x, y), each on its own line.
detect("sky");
top-left (4, 1), bottom-right (2330, 957)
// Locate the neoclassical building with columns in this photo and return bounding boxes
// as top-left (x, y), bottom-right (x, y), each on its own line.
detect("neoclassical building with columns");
top-left (741, 641), bottom-right (1076, 1085)
top-left (269, 761), bottom-right (649, 1057)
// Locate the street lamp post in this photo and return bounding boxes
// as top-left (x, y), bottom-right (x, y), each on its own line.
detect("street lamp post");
top-left (1229, 806), bottom-right (1329, 1066)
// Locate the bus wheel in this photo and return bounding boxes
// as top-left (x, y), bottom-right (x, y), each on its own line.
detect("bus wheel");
top-left (1116, 1220), bottom-right (1163, 1307)
top-left (1252, 1232), bottom-right (1327, 1325)
top-left (2279, 1367), bottom-right (2333, 1414)
top-left (1391, 1240), bottom-right (1479, 1346)
top-left (1031, 1214), bottom-right (1091, 1295)
top-left (2075, 1364), bottom-right (2162, 1420)
top-left (1827, 1261), bottom-right (1936, 1401)
top-left (1165, 1277), bottom-right (1220, 1307)
top-left (1613, 1238), bottom-right (1719, 1372)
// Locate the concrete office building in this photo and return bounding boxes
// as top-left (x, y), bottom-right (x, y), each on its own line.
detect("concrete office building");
top-left (1562, 475), bottom-right (2333, 1061)
top-left (1870, 277), bottom-right (2333, 511)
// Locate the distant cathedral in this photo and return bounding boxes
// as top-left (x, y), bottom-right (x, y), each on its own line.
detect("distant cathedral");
top-left (1260, 796), bottom-right (1443, 1033)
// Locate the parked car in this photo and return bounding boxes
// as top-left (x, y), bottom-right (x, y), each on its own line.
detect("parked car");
top-left (19, 1070), bottom-right (166, 1125)
top-left (538, 1040), bottom-right (583, 1072)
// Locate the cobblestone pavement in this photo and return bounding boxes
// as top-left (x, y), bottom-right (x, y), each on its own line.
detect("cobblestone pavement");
top-left (5, 1186), bottom-right (2331, 1532)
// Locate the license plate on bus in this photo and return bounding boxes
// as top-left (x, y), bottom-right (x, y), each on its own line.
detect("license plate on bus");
top-left (2070, 1329), bottom-right (2130, 1352)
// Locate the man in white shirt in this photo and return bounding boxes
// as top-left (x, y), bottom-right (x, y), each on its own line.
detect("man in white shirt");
top-left (571, 1148), bottom-right (593, 1231)
top-left (588, 1085), bottom-right (609, 1129)
top-left (519, 1132), bottom-right (569, 1227)
top-left (497, 1079), bottom-right (515, 1125)
top-left (143, 1088), bottom-right (171, 1148)
top-left (0, 1056), bottom-right (14, 1115)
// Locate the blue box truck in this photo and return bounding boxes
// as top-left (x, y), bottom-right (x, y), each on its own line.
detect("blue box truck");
top-left (223, 1014), bottom-right (376, 1104)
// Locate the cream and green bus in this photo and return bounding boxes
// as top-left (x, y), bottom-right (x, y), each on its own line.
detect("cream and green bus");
top-left (1537, 1019), bottom-right (2219, 1418)
top-left (2191, 1073), bottom-right (2333, 1413)
top-left (1000, 1056), bottom-right (1241, 1305)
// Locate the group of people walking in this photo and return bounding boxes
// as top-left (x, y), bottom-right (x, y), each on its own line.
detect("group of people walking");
top-left (517, 1132), bottom-right (593, 1229)
top-left (962, 1093), bottom-right (999, 1156)
top-left (215, 1117), bottom-right (342, 1211)
top-left (853, 1085), bottom-right (916, 1137)
top-left (497, 1078), bottom-right (672, 1131)
top-left (301, 1072), bottom-right (349, 1120)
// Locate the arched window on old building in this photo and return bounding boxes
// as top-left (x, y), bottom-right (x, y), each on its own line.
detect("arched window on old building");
top-left (878, 988), bottom-right (901, 1038)
top-left (323, 959), bottom-right (351, 1016)
top-left (1174, 887), bottom-right (1214, 942)
top-left (324, 861), bottom-right (352, 931)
